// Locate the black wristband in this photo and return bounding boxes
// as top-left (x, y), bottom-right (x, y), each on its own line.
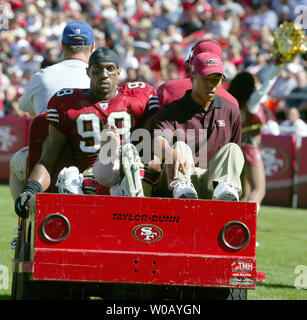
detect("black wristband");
top-left (23, 180), bottom-right (43, 195)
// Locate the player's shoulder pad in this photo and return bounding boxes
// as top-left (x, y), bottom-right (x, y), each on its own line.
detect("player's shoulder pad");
top-left (48, 88), bottom-right (84, 112)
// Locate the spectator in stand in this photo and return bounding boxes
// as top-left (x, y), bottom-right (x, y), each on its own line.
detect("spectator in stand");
top-left (217, 0), bottom-right (245, 18)
top-left (125, 67), bottom-right (138, 83)
top-left (164, 43), bottom-right (186, 78)
top-left (139, 40), bottom-right (162, 82)
top-left (40, 46), bottom-right (60, 69)
top-left (222, 51), bottom-right (237, 81)
top-left (228, 40), bottom-right (244, 71)
top-left (137, 63), bottom-right (156, 87)
top-left (258, 24), bottom-right (274, 53)
top-left (261, 107), bottom-right (280, 136)
top-left (270, 62), bottom-right (302, 99)
top-left (243, 3), bottom-right (278, 31)
top-left (164, 24), bottom-right (183, 45)
top-left (164, 63), bottom-right (181, 82)
top-left (243, 43), bottom-right (260, 69)
top-left (9, 20), bottom-right (95, 201)
top-left (0, 63), bottom-right (9, 117)
top-left (3, 85), bottom-right (25, 116)
top-left (151, 2), bottom-right (173, 32)
top-left (101, 9), bottom-right (123, 55)
top-left (209, 10), bottom-right (238, 39)
top-left (285, 70), bottom-right (307, 110)
top-left (178, 4), bottom-right (205, 37)
top-left (280, 107), bottom-right (307, 137)
top-left (246, 52), bottom-right (268, 75)
top-left (6, 66), bottom-right (24, 98)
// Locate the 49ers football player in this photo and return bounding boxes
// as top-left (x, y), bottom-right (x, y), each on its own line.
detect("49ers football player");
top-left (15, 47), bottom-right (159, 218)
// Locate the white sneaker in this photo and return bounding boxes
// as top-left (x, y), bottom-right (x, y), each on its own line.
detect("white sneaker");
top-left (212, 181), bottom-right (239, 201)
top-left (112, 143), bottom-right (144, 197)
top-left (56, 166), bottom-right (84, 194)
top-left (169, 176), bottom-right (198, 199)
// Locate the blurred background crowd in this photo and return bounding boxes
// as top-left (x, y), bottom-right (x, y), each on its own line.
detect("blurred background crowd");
top-left (0, 0), bottom-right (306, 134)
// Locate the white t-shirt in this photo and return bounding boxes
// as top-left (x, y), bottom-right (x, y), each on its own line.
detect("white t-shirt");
top-left (19, 59), bottom-right (90, 115)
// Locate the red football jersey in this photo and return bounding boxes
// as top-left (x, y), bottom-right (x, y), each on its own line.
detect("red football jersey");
top-left (157, 77), bottom-right (239, 108)
top-left (46, 82), bottom-right (159, 172)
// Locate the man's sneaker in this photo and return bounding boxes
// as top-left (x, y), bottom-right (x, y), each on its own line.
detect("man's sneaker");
top-left (212, 181), bottom-right (239, 201)
top-left (112, 143), bottom-right (144, 197)
top-left (56, 166), bottom-right (84, 194)
top-left (169, 176), bottom-right (198, 199)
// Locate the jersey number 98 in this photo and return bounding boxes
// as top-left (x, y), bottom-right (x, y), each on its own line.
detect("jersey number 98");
top-left (76, 112), bottom-right (132, 153)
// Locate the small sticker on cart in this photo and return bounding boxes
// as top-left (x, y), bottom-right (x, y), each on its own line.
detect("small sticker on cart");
top-left (230, 277), bottom-right (254, 286)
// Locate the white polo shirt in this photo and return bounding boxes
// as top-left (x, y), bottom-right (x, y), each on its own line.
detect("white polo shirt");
top-left (19, 59), bottom-right (90, 115)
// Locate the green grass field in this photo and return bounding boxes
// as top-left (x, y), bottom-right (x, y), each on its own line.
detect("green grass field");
top-left (0, 183), bottom-right (306, 300)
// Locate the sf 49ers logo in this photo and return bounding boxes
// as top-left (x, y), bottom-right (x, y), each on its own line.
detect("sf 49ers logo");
top-left (132, 224), bottom-right (163, 242)
top-left (0, 124), bottom-right (22, 161)
top-left (262, 146), bottom-right (290, 178)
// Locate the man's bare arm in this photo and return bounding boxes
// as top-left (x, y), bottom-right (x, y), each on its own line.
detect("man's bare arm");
top-left (28, 124), bottom-right (67, 191)
top-left (153, 135), bottom-right (187, 184)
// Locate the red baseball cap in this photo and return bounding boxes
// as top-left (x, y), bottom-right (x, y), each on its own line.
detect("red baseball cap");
top-left (191, 52), bottom-right (224, 77)
top-left (192, 39), bottom-right (223, 58)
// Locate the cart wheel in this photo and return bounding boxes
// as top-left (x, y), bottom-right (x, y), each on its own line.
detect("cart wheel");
top-left (11, 225), bottom-right (22, 300)
top-left (226, 288), bottom-right (247, 300)
top-left (182, 286), bottom-right (248, 300)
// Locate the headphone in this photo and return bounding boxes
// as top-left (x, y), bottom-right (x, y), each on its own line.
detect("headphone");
top-left (187, 39), bottom-right (221, 64)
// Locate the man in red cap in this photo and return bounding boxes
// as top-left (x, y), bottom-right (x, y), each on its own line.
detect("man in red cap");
top-left (157, 39), bottom-right (238, 108)
top-left (152, 51), bottom-right (244, 201)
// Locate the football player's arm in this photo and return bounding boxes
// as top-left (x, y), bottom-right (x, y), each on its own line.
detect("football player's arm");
top-left (15, 124), bottom-right (67, 218)
top-left (29, 123), bottom-right (68, 190)
top-left (134, 92), bottom-right (160, 130)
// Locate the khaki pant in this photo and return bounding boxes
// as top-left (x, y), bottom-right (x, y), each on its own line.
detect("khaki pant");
top-left (154, 142), bottom-right (244, 199)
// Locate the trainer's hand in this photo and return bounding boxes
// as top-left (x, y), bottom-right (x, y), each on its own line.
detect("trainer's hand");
top-left (166, 150), bottom-right (188, 188)
top-left (15, 191), bottom-right (33, 218)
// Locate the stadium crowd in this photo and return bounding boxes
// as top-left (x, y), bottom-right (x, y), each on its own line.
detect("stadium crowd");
top-left (0, 0), bottom-right (306, 130)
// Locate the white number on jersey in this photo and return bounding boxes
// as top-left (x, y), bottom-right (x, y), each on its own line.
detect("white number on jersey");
top-left (107, 111), bottom-right (132, 143)
top-left (56, 88), bottom-right (74, 97)
top-left (77, 113), bottom-right (101, 153)
top-left (76, 111), bottom-right (132, 153)
top-left (127, 82), bottom-right (146, 89)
